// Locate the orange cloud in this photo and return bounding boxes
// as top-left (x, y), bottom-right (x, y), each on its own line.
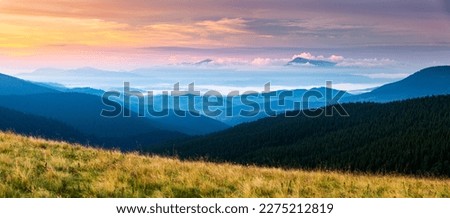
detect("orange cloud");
top-left (196, 18), bottom-right (249, 34)
top-left (0, 0), bottom-right (267, 54)
top-left (0, 14), bottom-right (135, 52)
top-left (140, 18), bottom-right (252, 47)
top-left (0, 10), bottom-right (257, 56)
top-left (1, 0), bottom-right (448, 62)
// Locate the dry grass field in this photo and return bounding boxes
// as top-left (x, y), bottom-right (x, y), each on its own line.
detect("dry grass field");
top-left (0, 131), bottom-right (449, 198)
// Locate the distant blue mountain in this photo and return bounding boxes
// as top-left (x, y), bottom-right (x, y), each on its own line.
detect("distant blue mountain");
top-left (195, 59), bottom-right (213, 65)
top-left (345, 66), bottom-right (450, 102)
top-left (0, 73), bottom-right (58, 95)
top-left (220, 66), bottom-right (450, 125)
top-left (150, 109), bottom-right (229, 135)
top-left (68, 87), bottom-right (106, 96)
top-left (216, 87), bottom-right (352, 126)
top-left (35, 82), bottom-right (106, 96)
top-left (286, 57), bottom-right (337, 67)
top-left (0, 93), bottom-right (168, 138)
top-left (0, 73), bottom-right (228, 136)
top-left (3, 65), bottom-right (449, 151)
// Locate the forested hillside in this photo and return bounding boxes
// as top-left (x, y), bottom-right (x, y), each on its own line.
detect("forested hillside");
top-left (0, 106), bottom-right (86, 143)
top-left (150, 95), bottom-right (450, 176)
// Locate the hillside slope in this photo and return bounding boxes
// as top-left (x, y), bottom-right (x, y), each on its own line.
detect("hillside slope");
top-left (346, 66), bottom-right (450, 102)
top-left (0, 93), bottom-right (167, 138)
top-left (0, 73), bottom-right (57, 95)
top-left (0, 106), bottom-right (86, 143)
top-left (151, 95), bottom-right (450, 176)
top-left (0, 71), bottom-right (229, 136)
top-left (0, 132), bottom-right (448, 197)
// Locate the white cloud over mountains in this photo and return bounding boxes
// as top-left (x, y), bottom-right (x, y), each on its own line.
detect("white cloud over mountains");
top-left (170, 51), bottom-right (397, 69)
top-left (291, 52), bottom-right (395, 68)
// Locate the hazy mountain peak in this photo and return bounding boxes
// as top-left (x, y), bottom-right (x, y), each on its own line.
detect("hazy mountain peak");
top-left (409, 66), bottom-right (450, 78)
top-left (195, 59), bottom-right (213, 65)
top-left (286, 57), bottom-right (337, 67)
top-left (346, 66), bottom-right (450, 102)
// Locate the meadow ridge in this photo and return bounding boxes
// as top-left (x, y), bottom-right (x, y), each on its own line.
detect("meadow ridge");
top-left (0, 132), bottom-right (449, 198)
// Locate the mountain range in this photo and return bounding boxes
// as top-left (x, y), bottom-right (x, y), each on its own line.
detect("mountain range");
top-left (0, 66), bottom-right (449, 156)
top-left (344, 66), bottom-right (450, 102)
top-left (0, 74), bottom-right (228, 149)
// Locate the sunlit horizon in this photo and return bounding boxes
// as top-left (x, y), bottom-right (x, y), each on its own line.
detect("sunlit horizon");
top-left (1, 0), bottom-right (450, 91)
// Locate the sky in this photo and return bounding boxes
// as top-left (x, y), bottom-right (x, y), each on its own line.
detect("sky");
top-left (1, 0), bottom-right (450, 92)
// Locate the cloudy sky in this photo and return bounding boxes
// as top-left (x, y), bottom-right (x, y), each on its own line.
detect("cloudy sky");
top-left (1, 0), bottom-right (450, 91)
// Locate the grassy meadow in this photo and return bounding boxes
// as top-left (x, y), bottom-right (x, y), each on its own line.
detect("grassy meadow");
top-left (0, 131), bottom-right (449, 198)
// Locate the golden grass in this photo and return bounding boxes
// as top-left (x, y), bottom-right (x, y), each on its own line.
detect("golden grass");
top-left (0, 131), bottom-right (448, 198)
